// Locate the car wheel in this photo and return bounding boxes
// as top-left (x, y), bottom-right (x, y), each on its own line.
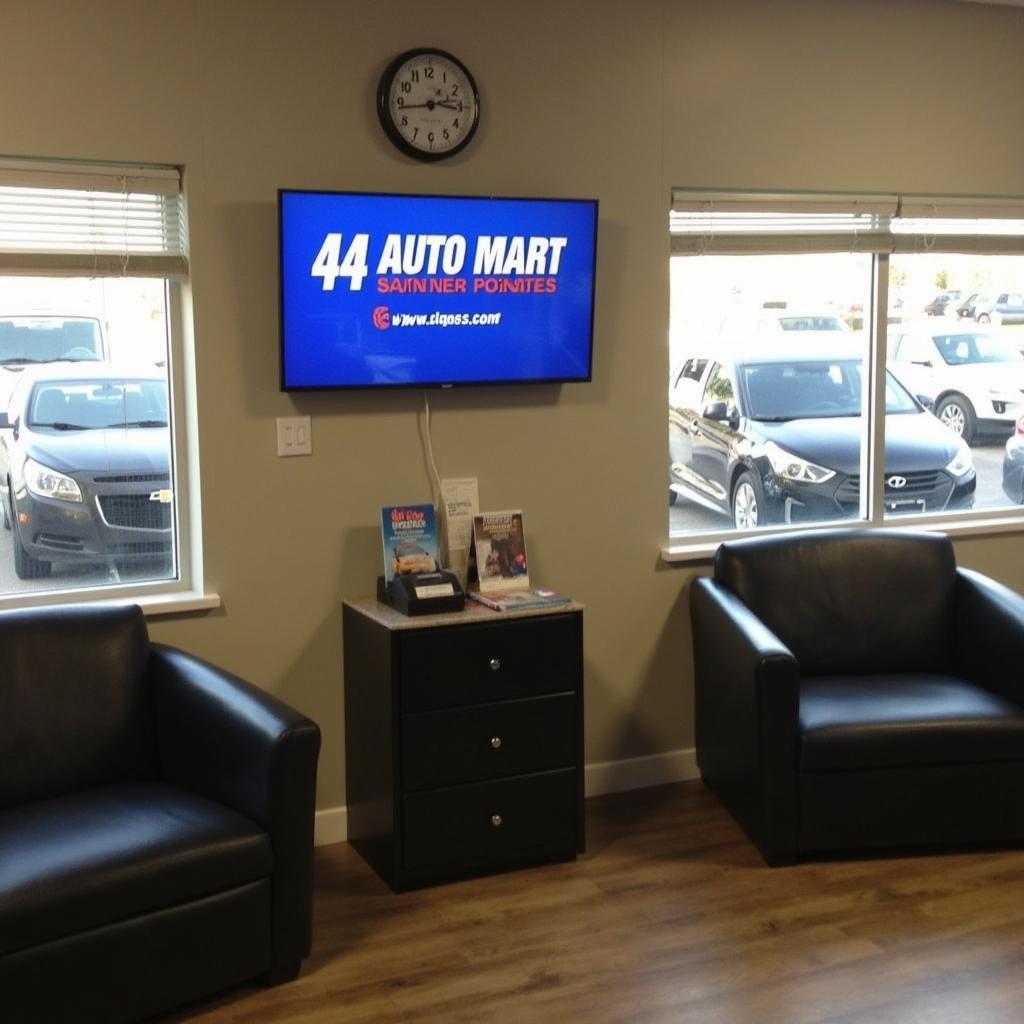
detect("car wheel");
top-left (731, 470), bottom-right (764, 531)
top-left (978, 313), bottom-right (991, 324)
top-left (10, 494), bottom-right (50, 580)
top-left (936, 393), bottom-right (977, 444)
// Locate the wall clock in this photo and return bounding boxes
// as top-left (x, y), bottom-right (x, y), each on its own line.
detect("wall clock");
top-left (377, 48), bottom-right (480, 162)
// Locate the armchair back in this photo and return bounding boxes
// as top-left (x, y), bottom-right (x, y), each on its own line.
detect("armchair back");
top-left (714, 529), bottom-right (957, 676)
top-left (0, 604), bottom-right (154, 809)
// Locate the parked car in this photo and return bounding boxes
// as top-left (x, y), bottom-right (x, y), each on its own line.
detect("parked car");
top-left (923, 291), bottom-right (962, 317)
top-left (952, 293), bottom-right (981, 320)
top-left (0, 364), bottom-right (171, 579)
top-left (0, 315), bottom-right (108, 408)
top-left (392, 540), bottom-right (436, 576)
top-left (974, 292), bottom-right (1024, 326)
top-left (717, 310), bottom-right (850, 347)
top-left (888, 326), bottom-right (1024, 443)
top-left (669, 341), bottom-right (976, 529)
top-left (1003, 414), bottom-right (1024, 504)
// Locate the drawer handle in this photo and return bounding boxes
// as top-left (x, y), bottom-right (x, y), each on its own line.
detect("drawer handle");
top-left (490, 736), bottom-right (503, 750)
top-left (490, 814), bottom-right (503, 828)
top-left (489, 657), bottom-right (501, 672)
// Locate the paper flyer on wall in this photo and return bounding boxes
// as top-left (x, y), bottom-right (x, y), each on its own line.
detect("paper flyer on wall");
top-left (380, 504), bottom-right (439, 583)
top-left (471, 510), bottom-right (529, 593)
top-left (439, 477), bottom-right (479, 590)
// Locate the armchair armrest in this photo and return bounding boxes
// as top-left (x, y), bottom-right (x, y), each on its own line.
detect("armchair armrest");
top-left (150, 644), bottom-right (321, 973)
top-left (690, 577), bottom-right (800, 864)
top-left (955, 568), bottom-right (1024, 705)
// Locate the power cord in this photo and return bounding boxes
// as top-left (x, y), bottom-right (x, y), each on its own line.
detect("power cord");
top-left (421, 389), bottom-right (443, 507)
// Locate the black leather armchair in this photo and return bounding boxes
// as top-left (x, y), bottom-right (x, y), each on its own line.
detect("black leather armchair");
top-left (0, 604), bottom-right (321, 1024)
top-left (690, 529), bottom-right (1024, 866)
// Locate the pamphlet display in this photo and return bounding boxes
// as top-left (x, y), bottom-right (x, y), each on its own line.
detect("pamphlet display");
top-left (471, 511), bottom-right (530, 593)
top-left (380, 504), bottom-right (439, 583)
top-left (378, 503), bottom-right (464, 615)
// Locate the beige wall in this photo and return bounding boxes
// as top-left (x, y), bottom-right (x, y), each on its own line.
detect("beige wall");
top-left (4, 0), bottom-right (1023, 809)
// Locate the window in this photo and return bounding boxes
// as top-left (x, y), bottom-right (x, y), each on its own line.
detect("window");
top-left (0, 157), bottom-right (199, 606)
top-left (668, 190), bottom-right (1024, 549)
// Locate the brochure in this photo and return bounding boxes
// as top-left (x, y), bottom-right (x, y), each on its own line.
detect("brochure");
top-left (380, 504), bottom-right (439, 583)
top-left (471, 510), bottom-right (529, 593)
top-left (468, 588), bottom-right (571, 612)
top-left (439, 477), bottom-right (479, 590)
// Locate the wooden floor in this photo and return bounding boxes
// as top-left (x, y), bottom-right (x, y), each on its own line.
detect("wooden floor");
top-left (163, 780), bottom-right (1024, 1023)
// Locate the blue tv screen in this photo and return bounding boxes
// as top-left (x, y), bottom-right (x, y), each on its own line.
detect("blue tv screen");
top-left (279, 190), bottom-right (598, 390)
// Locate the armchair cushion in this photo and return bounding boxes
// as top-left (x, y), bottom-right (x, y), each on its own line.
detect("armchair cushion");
top-left (0, 781), bottom-right (271, 956)
top-left (800, 674), bottom-right (1024, 771)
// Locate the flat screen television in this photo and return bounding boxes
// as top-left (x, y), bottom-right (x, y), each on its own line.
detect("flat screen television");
top-left (279, 190), bottom-right (598, 390)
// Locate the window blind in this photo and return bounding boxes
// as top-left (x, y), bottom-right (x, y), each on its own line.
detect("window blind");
top-left (670, 189), bottom-right (1024, 256)
top-left (0, 157), bottom-right (188, 278)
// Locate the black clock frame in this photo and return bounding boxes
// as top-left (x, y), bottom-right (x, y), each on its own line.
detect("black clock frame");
top-left (376, 48), bottom-right (480, 163)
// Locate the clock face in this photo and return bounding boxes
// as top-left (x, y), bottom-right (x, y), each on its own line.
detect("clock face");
top-left (378, 49), bottom-right (480, 161)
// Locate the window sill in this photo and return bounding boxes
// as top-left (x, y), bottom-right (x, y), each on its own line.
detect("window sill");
top-left (661, 511), bottom-right (1024, 565)
top-left (0, 587), bottom-right (221, 617)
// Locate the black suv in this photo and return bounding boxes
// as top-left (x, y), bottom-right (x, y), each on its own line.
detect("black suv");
top-left (670, 342), bottom-right (976, 529)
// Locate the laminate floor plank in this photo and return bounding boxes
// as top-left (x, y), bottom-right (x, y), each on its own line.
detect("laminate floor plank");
top-left (159, 780), bottom-right (1024, 1024)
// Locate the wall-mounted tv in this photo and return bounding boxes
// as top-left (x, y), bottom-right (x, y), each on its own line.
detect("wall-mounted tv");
top-left (279, 190), bottom-right (598, 390)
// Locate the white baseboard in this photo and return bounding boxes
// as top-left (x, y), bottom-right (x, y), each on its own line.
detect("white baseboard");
top-left (313, 806), bottom-right (347, 847)
top-left (314, 747), bottom-right (699, 847)
top-left (584, 746), bottom-right (699, 797)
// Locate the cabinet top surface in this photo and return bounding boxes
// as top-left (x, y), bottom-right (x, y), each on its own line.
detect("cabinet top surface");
top-left (343, 596), bottom-right (584, 631)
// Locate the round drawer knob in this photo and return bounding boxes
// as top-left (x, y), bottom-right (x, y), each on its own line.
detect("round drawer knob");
top-left (490, 736), bottom-right (503, 750)
top-left (490, 814), bottom-right (503, 828)
top-left (489, 657), bottom-right (501, 672)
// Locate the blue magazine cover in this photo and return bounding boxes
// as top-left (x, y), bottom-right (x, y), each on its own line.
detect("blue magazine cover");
top-left (381, 504), bottom-right (439, 583)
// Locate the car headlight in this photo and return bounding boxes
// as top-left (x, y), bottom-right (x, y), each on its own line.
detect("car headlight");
top-left (945, 441), bottom-right (974, 478)
top-left (763, 441), bottom-right (836, 483)
top-left (23, 457), bottom-right (82, 503)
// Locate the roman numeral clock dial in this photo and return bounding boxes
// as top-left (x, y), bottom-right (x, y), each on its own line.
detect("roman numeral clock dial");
top-left (377, 49), bottom-right (480, 162)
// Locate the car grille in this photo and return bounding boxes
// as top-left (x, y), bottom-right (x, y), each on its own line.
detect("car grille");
top-left (835, 470), bottom-right (952, 512)
top-left (105, 541), bottom-right (173, 557)
top-left (97, 494), bottom-right (172, 530)
top-left (92, 472), bottom-right (170, 484)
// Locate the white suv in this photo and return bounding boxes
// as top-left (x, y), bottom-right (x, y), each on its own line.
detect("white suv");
top-left (888, 326), bottom-right (1024, 443)
top-left (0, 315), bottom-right (108, 409)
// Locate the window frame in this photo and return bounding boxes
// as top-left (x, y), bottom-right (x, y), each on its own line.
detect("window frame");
top-left (0, 158), bottom-right (216, 614)
top-left (664, 189), bottom-right (1024, 563)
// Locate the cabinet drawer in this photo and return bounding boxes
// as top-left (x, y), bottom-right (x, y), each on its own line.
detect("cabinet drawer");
top-left (402, 694), bottom-right (577, 792)
top-left (402, 769), bottom-right (577, 872)
top-left (398, 613), bottom-right (580, 712)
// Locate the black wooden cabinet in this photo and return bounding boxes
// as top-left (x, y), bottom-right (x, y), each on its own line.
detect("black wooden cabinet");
top-left (343, 599), bottom-right (584, 891)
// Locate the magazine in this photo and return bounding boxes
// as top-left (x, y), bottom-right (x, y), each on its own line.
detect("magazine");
top-left (468, 588), bottom-right (571, 612)
top-left (380, 504), bottom-right (439, 583)
top-left (471, 510), bottom-right (529, 593)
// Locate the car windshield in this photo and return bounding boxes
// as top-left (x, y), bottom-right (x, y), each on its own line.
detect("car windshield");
top-left (931, 333), bottom-right (1022, 365)
top-left (740, 359), bottom-right (918, 420)
top-left (776, 316), bottom-right (845, 331)
top-left (0, 318), bottom-right (103, 364)
top-left (27, 379), bottom-right (168, 430)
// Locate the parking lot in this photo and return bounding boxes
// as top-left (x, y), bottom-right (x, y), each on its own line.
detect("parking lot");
top-left (670, 440), bottom-right (1012, 535)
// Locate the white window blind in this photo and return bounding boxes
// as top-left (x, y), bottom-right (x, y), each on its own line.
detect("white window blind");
top-left (0, 157), bottom-right (188, 278)
top-left (671, 189), bottom-right (1024, 256)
